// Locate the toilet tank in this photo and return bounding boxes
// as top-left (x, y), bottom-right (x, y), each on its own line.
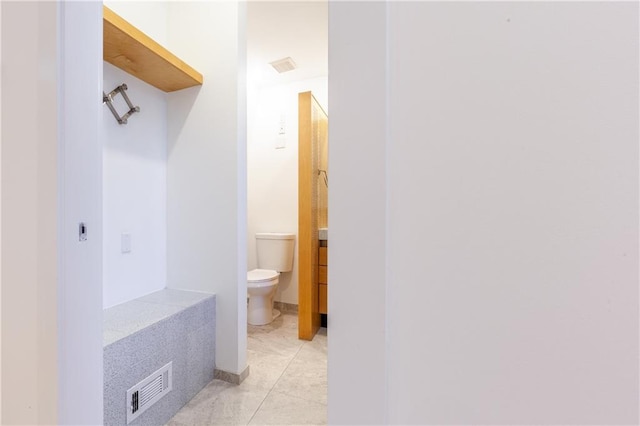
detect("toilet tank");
top-left (256, 233), bottom-right (295, 272)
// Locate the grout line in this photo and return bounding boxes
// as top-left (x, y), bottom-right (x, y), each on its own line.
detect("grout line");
top-left (245, 340), bottom-right (307, 425)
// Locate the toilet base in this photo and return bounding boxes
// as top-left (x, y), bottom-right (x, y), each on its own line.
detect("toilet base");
top-left (272, 309), bottom-right (281, 321)
top-left (248, 308), bottom-right (281, 326)
top-left (248, 292), bottom-right (283, 325)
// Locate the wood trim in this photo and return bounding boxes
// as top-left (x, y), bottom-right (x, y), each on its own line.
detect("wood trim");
top-left (103, 6), bottom-right (203, 92)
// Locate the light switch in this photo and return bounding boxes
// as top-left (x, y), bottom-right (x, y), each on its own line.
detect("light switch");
top-left (121, 233), bottom-right (132, 253)
top-left (278, 114), bottom-right (286, 134)
top-left (276, 114), bottom-right (286, 149)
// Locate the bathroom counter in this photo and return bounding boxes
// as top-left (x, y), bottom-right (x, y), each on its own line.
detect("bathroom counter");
top-left (103, 288), bottom-right (215, 347)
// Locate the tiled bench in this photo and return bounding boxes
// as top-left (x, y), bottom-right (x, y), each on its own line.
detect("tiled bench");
top-left (103, 289), bottom-right (216, 426)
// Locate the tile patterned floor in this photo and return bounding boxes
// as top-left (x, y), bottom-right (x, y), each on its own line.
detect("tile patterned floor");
top-left (167, 313), bottom-right (327, 425)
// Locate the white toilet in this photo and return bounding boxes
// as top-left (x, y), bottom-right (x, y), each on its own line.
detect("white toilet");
top-left (247, 232), bottom-right (295, 325)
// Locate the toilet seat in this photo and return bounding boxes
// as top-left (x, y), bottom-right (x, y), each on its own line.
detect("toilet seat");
top-left (247, 269), bottom-right (279, 287)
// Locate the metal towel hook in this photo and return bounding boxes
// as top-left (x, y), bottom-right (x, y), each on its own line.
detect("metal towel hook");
top-left (103, 84), bottom-right (140, 125)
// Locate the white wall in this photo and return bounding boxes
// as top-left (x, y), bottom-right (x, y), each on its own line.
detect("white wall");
top-left (58, 2), bottom-right (104, 423)
top-left (0, 2), bottom-right (3, 420)
top-left (247, 77), bottom-right (327, 305)
top-left (1, 3), bottom-right (59, 423)
top-left (1, 1), bottom-right (103, 424)
top-left (330, 2), bottom-right (639, 424)
top-left (102, 63), bottom-right (167, 308)
top-left (104, 1), bottom-right (167, 46)
top-left (328, 3), bottom-right (387, 423)
top-left (166, 1), bottom-right (248, 377)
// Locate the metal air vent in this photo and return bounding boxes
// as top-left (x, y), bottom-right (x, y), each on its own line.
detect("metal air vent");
top-left (269, 57), bottom-right (297, 73)
top-left (126, 362), bottom-right (172, 424)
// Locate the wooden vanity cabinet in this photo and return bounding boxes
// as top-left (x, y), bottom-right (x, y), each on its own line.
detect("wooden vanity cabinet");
top-left (319, 245), bottom-right (328, 314)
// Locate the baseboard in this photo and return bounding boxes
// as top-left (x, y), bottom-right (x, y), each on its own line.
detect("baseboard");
top-left (274, 301), bottom-right (298, 314)
top-left (214, 365), bottom-right (250, 385)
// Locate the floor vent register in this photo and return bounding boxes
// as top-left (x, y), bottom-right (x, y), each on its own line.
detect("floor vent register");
top-left (126, 362), bottom-right (173, 424)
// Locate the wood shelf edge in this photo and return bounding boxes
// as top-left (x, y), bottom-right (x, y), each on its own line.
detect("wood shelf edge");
top-left (103, 6), bottom-right (203, 93)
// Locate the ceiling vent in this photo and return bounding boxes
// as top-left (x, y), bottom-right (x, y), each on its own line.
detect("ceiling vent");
top-left (269, 57), bottom-right (297, 74)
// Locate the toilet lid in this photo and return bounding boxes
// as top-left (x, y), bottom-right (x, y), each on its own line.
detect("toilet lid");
top-left (248, 269), bottom-right (279, 283)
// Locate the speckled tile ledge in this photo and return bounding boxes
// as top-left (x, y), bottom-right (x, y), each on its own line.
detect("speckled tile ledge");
top-left (104, 289), bottom-right (216, 426)
top-left (103, 289), bottom-right (214, 347)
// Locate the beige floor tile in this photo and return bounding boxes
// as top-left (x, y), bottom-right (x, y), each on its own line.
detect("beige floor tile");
top-left (167, 313), bottom-right (327, 426)
top-left (248, 313), bottom-right (298, 337)
top-left (167, 379), bottom-right (270, 426)
top-left (166, 380), bottom-right (233, 425)
top-left (247, 332), bottom-right (304, 358)
top-left (248, 391), bottom-right (327, 425)
top-left (271, 348), bottom-right (327, 404)
top-left (243, 349), bottom-right (294, 391)
top-left (208, 384), bottom-right (270, 425)
top-left (296, 341), bottom-right (327, 363)
top-left (247, 316), bottom-right (304, 358)
top-left (188, 379), bottom-right (234, 405)
top-left (308, 329), bottom-right (327, 352)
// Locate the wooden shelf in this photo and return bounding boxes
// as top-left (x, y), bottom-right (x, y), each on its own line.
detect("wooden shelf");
top-left (103, 6), bottom-right (203, 93)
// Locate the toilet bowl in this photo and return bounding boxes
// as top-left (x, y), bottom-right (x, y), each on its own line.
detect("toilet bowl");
top-left (247, 269), bottom-right (281, 325)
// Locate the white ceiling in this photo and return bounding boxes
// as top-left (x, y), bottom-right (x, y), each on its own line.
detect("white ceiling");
top-left (247, 1), bottom-right (328, 88)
